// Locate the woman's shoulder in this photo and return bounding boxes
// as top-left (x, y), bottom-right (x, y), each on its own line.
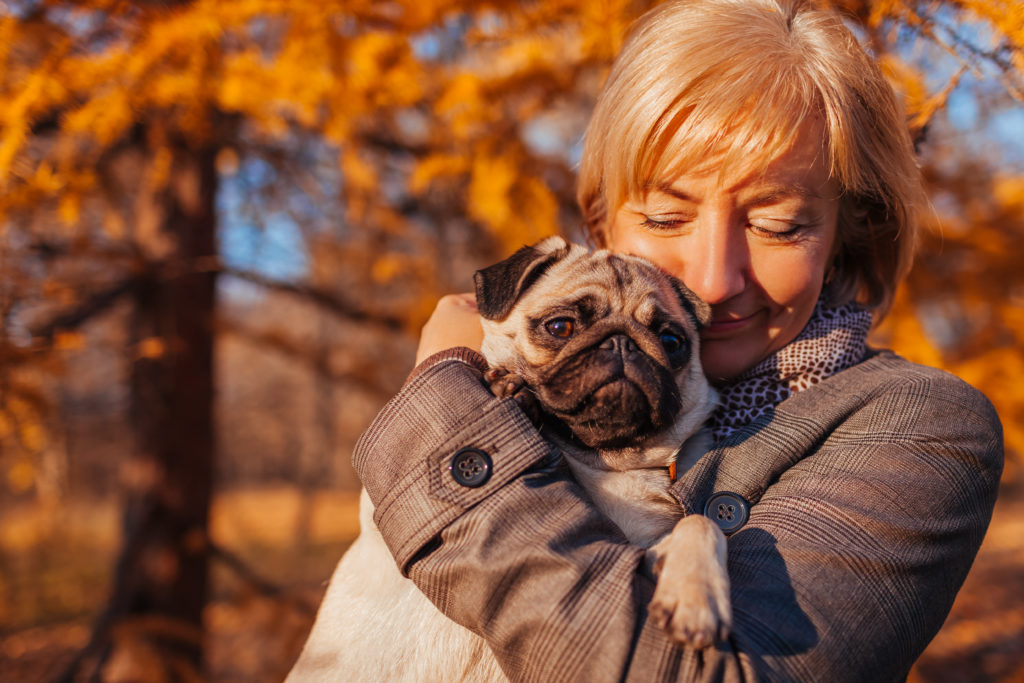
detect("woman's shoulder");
top-left (766, 348), bottom-right (1004, 476)
top-left (816, 348), bottom-right (1000, 426)
top-left (742, 348), bottom-right (1005, 521)
top-left (790, 349), bottom-right (1004, 480)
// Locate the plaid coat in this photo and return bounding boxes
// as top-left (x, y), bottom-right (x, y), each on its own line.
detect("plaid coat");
top-left (353, 348), bottom-right (1003, 682)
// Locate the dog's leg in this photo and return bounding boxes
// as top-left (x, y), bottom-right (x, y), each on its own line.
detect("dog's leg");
top-left (484, 367), bottom-right (542, 425)
top-left (646, 514), bottom-right (731, 648)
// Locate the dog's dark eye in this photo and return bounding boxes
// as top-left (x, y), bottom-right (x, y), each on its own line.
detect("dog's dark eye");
top-left (659, 331), bottom-right (684, 355)
top-left (545, 318), bottom-right (575, 338)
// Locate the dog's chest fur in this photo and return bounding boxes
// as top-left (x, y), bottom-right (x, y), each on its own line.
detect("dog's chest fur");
top-left (563, 458), bottom-right (681, 547)
top-left (556, 426), bottom-right (711, 547)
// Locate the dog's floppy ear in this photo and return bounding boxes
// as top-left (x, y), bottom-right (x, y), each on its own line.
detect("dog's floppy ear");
top-left (474, 236), bottom-right (570, 321)
top-left (667, 275), bottom-right (711, 328)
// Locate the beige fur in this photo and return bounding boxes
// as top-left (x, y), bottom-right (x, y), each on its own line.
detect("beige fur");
top-left (287, 237), bottom-right (730, 682)
top-left (286, 490), bottom-right (505, 682)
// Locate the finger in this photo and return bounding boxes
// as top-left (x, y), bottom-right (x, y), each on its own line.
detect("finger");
top-left (446, 292), bottom-right (479, 312)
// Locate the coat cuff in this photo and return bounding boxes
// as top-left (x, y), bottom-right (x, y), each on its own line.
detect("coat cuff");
top-left (404, 346), bottom-right (489, 386)
top-left (354, 357), bottom-right (555, 574)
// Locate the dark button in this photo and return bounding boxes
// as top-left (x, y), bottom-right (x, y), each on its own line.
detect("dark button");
top-left (704, 491), bottom-right (750, 535)
top-left (449, 448), bottom-right (493, 488)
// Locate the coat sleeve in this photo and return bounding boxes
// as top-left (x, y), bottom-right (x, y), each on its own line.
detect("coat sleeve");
top-left (353, 354), bottom-right (1004, 683)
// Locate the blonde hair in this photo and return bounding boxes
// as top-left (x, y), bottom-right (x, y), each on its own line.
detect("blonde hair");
top-left (577, 0), bottom-right (924, 318)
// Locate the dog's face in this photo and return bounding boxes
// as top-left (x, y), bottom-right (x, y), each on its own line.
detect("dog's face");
top-left (475, 236), bottom-right (712, 450)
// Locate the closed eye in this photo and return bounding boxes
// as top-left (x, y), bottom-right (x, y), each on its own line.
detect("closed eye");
top-left (641, 215), bottom-right (690, 234)
top-left (748, 221), bottom-right (806, 242)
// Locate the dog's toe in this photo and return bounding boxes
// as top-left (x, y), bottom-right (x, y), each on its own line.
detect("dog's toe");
top-left (649, 582), bottom-right (730, 649)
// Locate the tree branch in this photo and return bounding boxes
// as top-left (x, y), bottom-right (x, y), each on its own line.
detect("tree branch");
top-left (221, 266), bottom-right (407, 331)
top-left (208, 541), bottom-right (317, 615)
top-left (27, 276), bottom-right (140, 342)
top-left (217, 318), bottom-right (397, 399)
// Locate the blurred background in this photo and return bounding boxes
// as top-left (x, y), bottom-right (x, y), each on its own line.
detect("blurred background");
top-left (0, 0), bottom-right (1021, 681)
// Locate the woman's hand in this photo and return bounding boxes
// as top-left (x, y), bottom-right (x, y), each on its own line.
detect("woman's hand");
top-left (415, 293), bottom-right (484, 365)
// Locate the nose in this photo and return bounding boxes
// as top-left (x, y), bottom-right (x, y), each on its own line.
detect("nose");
top-left (599, 334), bottom-right (639, 354)
top-left (681, 210), bottom-right (747, 304)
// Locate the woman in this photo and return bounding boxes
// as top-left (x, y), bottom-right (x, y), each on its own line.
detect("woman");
top-left (353, 0), bottom-right (1004, 680)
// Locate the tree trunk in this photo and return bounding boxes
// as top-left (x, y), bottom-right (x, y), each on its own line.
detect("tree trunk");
top-left (69, 137), bottom-right (219, 682)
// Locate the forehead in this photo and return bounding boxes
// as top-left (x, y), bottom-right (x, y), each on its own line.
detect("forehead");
top-left (609, 97), bottom-right (835, 215)
top-left (647, 116), bottom-right (835, 202)
top-left (517, 252), bottom-right (684, 322)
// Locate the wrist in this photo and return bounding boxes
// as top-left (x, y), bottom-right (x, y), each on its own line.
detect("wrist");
top-left (406, 347), bottom-right (489, 386)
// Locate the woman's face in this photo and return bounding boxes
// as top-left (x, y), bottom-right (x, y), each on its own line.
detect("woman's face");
top-left (608, 120), bottom-right (840, 383)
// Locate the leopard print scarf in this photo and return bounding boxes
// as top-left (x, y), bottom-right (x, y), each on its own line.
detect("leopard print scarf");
top-left (708, 299), bottom-right (873, 443)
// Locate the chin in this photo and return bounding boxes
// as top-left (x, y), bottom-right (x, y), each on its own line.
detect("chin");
top-left (700, 345), bottom-right (750, 384)
top-left (702, 329), bottom-right (784, 383)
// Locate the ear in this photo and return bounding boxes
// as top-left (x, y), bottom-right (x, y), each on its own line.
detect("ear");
top-left (474, 237), bottom-right (570, 321)
top-left (667, 275), bottom-right (711, 328)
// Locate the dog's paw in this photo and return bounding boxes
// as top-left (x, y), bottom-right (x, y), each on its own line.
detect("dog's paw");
top-left (647, 516), bottom-right (732, 649)
top-left (648, 569), bottom-right (731, 648)
top-left (484, 368), bottom-right (542, 425)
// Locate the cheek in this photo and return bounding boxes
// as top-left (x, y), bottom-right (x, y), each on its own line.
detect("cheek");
top-left (748, 243), bottom-right (830, 307)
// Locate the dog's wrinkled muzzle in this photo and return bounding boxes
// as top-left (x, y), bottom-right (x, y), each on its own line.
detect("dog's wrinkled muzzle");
top-left (532, 322), bottom-right (684, 449)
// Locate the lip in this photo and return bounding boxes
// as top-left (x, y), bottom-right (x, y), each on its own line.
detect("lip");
top-left (703, 311), bottom-right (761, 338)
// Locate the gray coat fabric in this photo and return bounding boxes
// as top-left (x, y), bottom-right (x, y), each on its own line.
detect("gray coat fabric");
top-left (353, 348), bottom-right (1003, 682)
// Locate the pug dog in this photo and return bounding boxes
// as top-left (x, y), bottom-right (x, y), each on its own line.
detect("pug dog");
top-left (287, 237), bottom-right (730, 683)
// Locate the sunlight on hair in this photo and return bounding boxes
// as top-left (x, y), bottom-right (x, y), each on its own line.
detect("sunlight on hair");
top-left (578, 0), bottom-right (925, 317)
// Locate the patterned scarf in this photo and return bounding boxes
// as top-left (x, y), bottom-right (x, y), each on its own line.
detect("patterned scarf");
top-left (708, 299), bottom-right (873, 443)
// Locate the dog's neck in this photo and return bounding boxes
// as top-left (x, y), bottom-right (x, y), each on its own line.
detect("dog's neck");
top-left (542, 383), bottom-right (717, 475)
top-left (549, 427), bottom-right (713, 547)
top-left (535, 382), bottom-right (716, 548)
top-left (549, 421), bottom-right (710, 475)
top-left (548, 424), bottom-right (677, 472)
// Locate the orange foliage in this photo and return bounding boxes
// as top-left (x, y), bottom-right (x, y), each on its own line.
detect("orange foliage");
top-left (0, 2), bottom-right (1022, 679)
top-left (1, 0), bottom-right (1023, 495)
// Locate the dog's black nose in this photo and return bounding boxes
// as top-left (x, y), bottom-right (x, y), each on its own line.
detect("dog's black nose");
top-left (599, 334), bottom-right (639, 354)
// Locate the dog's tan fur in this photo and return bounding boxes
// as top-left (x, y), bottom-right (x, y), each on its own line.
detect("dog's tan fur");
top-left (287, 237), bottom-right (730, 682)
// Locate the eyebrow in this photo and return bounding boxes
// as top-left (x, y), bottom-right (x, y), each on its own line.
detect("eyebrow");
top-left (647, 182), bottom-right (823, 205)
